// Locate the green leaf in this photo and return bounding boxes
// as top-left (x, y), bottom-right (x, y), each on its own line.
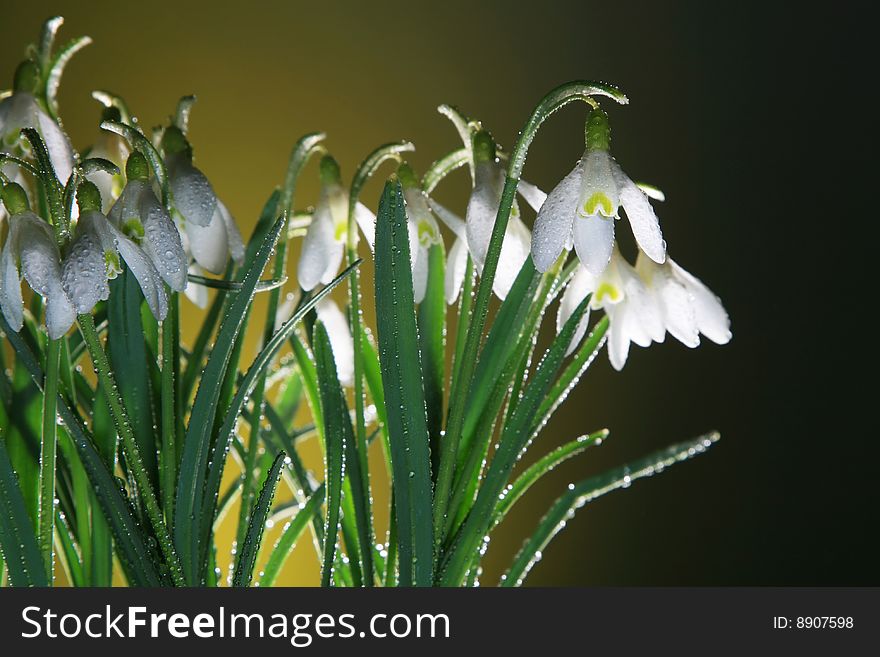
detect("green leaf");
top-left (317, 319), bottom-right (374, 586)
top-left (260, 484), bottom-right (325, 587)
top-left (231, 451), bottom-right (286, 587)
top-left (0, 437), bottom-right (47, 587)
top-left (186, 273), bottom-right (286, 292)
top-left (107, 270), bottom-right (159, 491)
top-left (492, 429), bottom-right (608, 529)
top-left (501, 433), bottom-right (721, 586)
top-left (174, 215), bottom-right (284, 584)
top-left (418, 244), bottom-right (446, 475)
top-left (374, 179), bottom-right (434, 587)
top-left (313, 321), bottom-right (348, 587)
top-left (439, 293), bottom-right (592, 585)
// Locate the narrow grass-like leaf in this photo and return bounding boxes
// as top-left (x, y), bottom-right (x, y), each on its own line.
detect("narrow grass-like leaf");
top-left (54, 509), bottom-right (83, 587)
top-left (314, 321), bottom-right (347, 587)
top-left (374, 179), bottom-right (434, 587)
top-left (231, 451), bottom-right (286, 587)
top-left (492, 430), bottom-right (608, 529)
top-left (418, 244), bottom-right (446, 472)
top-left (174, 216), bottom-right (284, 584)
top-left (440, 293), bottom-right (592, 585)
top-left (0, 437), bottom-right (47, 587)
top-left (108, 270), bottom-right (159, 490)
top-left (186, 274), bottom-right (286, 292)
top-left (260, 484), bottom-right (325, 587)
top-left (501, 433), bottom-right (721, 586)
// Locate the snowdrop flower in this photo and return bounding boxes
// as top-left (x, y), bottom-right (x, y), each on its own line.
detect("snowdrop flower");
top-left (61, 181), bottom-right (168, 320)
top-left (398, 163), bottom-right (442, 303)
top-left (558, 245), bottom-right (664, 371)
top-left (0, 61), bottom-right (75, 185)
top-left (297, 155), bottom-right (376, 291)
top-left (315, 298), bottom-right (354, 387)
top-left (85, 107), bottom-right (130, 212)
top-left (0, 182), bottom-right (75, 338)
top-left (532, 107), bottom-right (665, 277)
top-left (107, 152), bottom-right (187, 292)
top-left (635, 252), bottom-right (731, 348)
top-left (438, 130), bottom-right (545, 302)
top-left (162, 126), bottom-right (244, 287)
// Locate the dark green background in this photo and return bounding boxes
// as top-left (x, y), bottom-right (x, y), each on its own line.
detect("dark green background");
top-left (2, 1), bottom-right (873, 585)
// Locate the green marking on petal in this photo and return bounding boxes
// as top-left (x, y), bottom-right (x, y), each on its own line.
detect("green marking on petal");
top-left (595, 282), bottom-right (621, 304)
top-left (122, 218), bottom-right (145, 243)
top-left (417, 219), bottom-right (439, 245)
top-left (583, 192), bottom-right (614, 217)
top-left (104, 251), bottom-right (122, 278)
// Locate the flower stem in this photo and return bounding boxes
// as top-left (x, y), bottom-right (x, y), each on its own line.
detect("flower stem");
top-left (432, 81), bottom-right (627, 557)
top-left (38, 337), bottom-right (61, 583)
top-left (77, 313), bottom-right (185, 587)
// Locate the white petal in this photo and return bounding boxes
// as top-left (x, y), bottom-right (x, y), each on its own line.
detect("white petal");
top-left (316, 298), bottom-right (354, 387)
top-left (353, 202), bottom-right (376, 252)
top-left (184, 263), bottom-right (209, 308)
top-left (428, 198), bottom-right (466, 239)
top-left (516, 179), bottom-right (547, 213)
top-left (216, 201), bottom-right (245, 264)
top-left (572, 214), bottom-right (615, 277)
top-left (532, 161), bottom-right (581, 272)
top-left (412, 244), bottom-right (429, 304)
top-left (672, 260), bottom-right (732, 345)
top-left (44, 282), bottom-right (76, 339)
top-left (298, 195), bottom-right (339, 291)
top-left (557, 265), bottom-right (597, 356)
top-left (465, 161), bottom-right (504, 270)
top-left (11, 213), bottom-right (76, 338)
top-left (107, 178), bottom-right (145, 228)
top-left (615, 164), bottom-right (666, 264)
top-left (185, 205), bottom-right (229, 275)
top-left (605, 305), bottom-right (630, 371)
top-left (169, 157), bottom-right (217, 227)
top-left (61, 212), bottom-right (111, 314)
top-left (34, 107), bottom-right (74, 185)
top-left (0, 217), bottom-right (24, 331)
top-left (637, 254), bottom-right (698, 348)
top-left (577, 150), bottom-right (619, 219)
top-left (445, 236), bottom-right (468, 305)
top-left (111, 224), bottom-right (168, 320)
top-left (618, 258), bottom-right (665, 347)
top-left (493, 215), bottom-right (531, 300)
top-left (139, 187), bottom-right (188, 291)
